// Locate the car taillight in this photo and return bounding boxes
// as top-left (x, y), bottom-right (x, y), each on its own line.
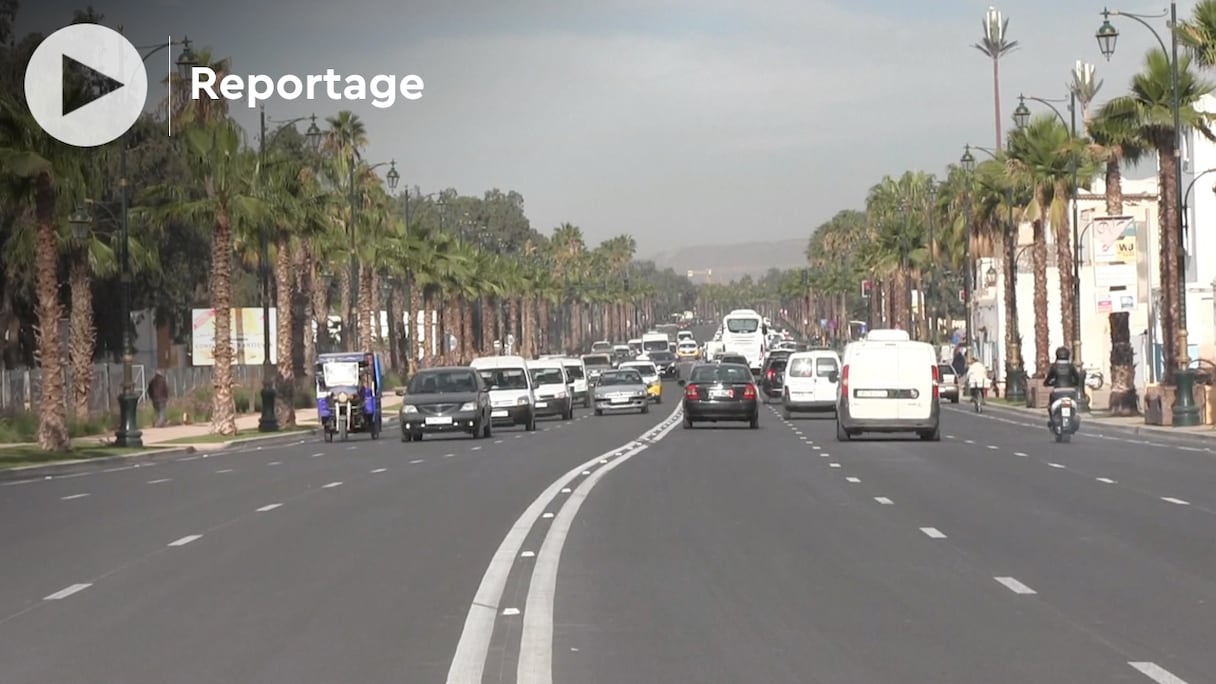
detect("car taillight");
top-left (685, 383), bottom-right (700, 399)
top-left (743, 384), bottom-right (757, 400)
top-left (840, 364), bottom-right (849, 397)
top-left (931, 364), bottom-right (939, 400)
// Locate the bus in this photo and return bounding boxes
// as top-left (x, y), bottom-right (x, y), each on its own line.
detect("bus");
top-left (720, 309), bottom-right (767, 372)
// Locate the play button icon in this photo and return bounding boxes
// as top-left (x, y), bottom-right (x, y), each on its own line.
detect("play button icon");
top-left (24, 24), bottom-right (148, 148)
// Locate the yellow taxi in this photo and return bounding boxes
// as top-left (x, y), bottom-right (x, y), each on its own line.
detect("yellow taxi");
top-left (620, 361), bottom-right (663, 403)
top-left (676, 340), bottom-right (700, 360)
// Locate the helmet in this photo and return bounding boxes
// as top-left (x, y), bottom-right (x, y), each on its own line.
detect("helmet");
top-left (1055, 346), bottom-right (1071, 361)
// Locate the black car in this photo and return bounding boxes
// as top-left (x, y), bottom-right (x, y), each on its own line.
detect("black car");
top-left (680, 362), bottom-right (759, 429)
top-left (760, 353), bottom-right (790, 400)
top-left (398, 367), bottom-right (492, 441)
top-left (648, 350), bottom-right (678, 378)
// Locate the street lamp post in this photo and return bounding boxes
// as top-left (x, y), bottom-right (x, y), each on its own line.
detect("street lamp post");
top-left (926, 182), bottom-right (938, 343)
top-left (256, 109), bottom-right (322, 432)
top-left (1014, 92), bottom-right (1086, 408)
top-left (1097, 4), bottom-right (1199, 426)
top-left (959, 146), bottom-right (977, 359)
top-left (90, 36), bottom-right (197, 447)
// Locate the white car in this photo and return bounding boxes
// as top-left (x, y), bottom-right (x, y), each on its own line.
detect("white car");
top-left (835, 329), bottom-right (939, 442)
top-left (528, 359), bottom-right (575, 420)
top-left (470, 356), bottom-right (537, 431)
top-left (557, 357), bottom-right (590, 408)
top-left (781, 350), bottom-right (841, 418)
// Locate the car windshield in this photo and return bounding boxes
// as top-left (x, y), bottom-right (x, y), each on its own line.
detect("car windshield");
top-left (725, 317), bottom-right (760, 333)
top-left (322, 361), bottom-right (360, 388)
top-left (768, 359), bottom-right (788, 372)
top-left (530, 367), bottom-right (565, 386)
top-left (816, 358), bottom-right (839, 376)
top-left (408, 369), bottom-right (478, 394)
top-left (624, 363), bottom-right (657, 376)
top-left (690, 364), bottom-right (753, 384)
top-left (787, 357), bottom-right (816, 378)
top-left (599, 371), bottom-right (642, 386)
top-left (564, 364), bottom-right (585, 379)
top-left (477, 368), bottom-right (529, 390)
top-left (583, 355), bottom-right (611, 367)
top-left (642, 340), bottom-right (668, 352)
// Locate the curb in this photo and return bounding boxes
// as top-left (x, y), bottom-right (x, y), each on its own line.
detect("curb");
top-left (973, 402), bottom-right (1216, 449)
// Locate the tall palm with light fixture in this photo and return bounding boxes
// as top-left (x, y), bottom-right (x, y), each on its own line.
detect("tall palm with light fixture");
top-left (973, 6), bottom-right (1019, 151)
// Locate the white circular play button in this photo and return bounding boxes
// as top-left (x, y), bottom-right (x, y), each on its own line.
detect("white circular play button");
top-left (24, 24), bottom-right (148, 148)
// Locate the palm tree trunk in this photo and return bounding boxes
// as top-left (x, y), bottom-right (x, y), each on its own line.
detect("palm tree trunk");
top-left (508, 297), bottom-right (520, 356)
top-left (1105, 155), bottom-right (1124, 216)
top-left (421, 291), bottom-right (435, 367)
top-left (210, 211), bottom-right (238, 435)
top-left (274, 231), bottom-right (296, 427)
top-left (1054, 178), bottom-right (1075, 350)
top-left (481, 299), bottom-right (495, 355)
top-left (298, 245), bottom-right (316, 377)
top-left (369, 274), bottom-right (384, 357)
top-left (462, 301), bottom-right (475, 363)
top-left (33, 176), bottom-right (70, 450)
top-left (517, 297), bottom-right (530, 357)
top-left (408, 282), bottom-right (422, 374)
top-left (1158, 146), bottom-right (1180, 386)
top-left (1032, 210), bottom-right (1050, 376)
top-left (1108, 310), bottom-right (1140, 416)
top-left (67, 257), bottom-right (95, 421)
top-left (538, 297), bottom-right (550, 353)
top-left (309, 255), bottom-right (328, 360)
top-left (1003, 232), bottom-right (1020, 377)
top-left (338, 268), bottom-right (352, 351)
top-left (444, 296), bottom-right (459, 364)
top-left (357, 269), bottom-right (374, 352)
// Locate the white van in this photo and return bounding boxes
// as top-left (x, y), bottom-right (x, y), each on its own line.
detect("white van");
top-left (836, 329), bottom-right (940, 441)
top-left (470, 355), bottom-right (537, 431)
top-left (558, 357), bottom-right (590, 408)
top-left (781, 349), bottom-right (841, 418)
top-left (527, 358), bottom-right (575, 420)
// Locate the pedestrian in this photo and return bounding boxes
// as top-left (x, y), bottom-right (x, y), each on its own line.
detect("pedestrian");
top-left (951, 346), bottom-right (967, 378)
top-left (148, 369), bottom-right (170, 427)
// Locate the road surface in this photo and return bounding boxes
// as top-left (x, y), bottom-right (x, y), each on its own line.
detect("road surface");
top-left (1, 374), bottom-right (1213, 683)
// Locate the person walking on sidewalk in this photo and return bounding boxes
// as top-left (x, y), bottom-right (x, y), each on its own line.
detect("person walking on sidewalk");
top-left (148, 370), bottom-right (170, 427)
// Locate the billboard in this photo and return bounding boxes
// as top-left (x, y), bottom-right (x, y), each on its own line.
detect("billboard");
top-left (1092, 216), bottom-right (1137, 264)
top-left (191, 308), bottom-right (277, 366)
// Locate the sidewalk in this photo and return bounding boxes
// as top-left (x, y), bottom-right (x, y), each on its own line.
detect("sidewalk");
top-left (75, 395), bottom-right (404, 452)
top-left (980, 399), bottom-right (1216, 443)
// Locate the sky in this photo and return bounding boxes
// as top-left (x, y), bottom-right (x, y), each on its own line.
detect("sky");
top-left (17, 0), bottom-right (1201, 257)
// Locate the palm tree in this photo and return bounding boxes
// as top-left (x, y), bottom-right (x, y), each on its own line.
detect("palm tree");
top-left (973, 6), bottom-right (1019, 151)
top-left (1179, 0), bottom-right (1216, 67)
top-left (0, 97), bottom-right (86, 450)
top-left (150, 120), bottom-right (267, 434)
top-left (1098, 50), bottom-right (1215, 385)
top-left (321, 111), bottom-right (368, 346)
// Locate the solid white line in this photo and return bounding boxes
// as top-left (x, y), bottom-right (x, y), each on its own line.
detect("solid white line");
top-left (371, 468), bottom-right (387, 473)
top-left (322, 481), bottom-right (342, 488)
top-left (846, 477), bottom-right (860, 483)
top-left (1161, 497), bottom-right (1190, 505)
top-left (994, 576), bottom-right (1036, 594)
top-left (1048, 463), bottom-right (1065, 469)
top-left (920, 527), bottom-right (947, 538)
top-left (60, 493), bottom-right (89, 500)
top-left (517, 443), bottom-right (652, 684)
top-left (44, 583), bottom-right (91, 600)
top-left (1128, 661), bottom-right (1189, 683)
top-left (874, 497), bottom-right (893, 505)
top-left (147, 478), bottom-right (171, 484)
top-left (446, 404), bottom-right (683, 684)
top-left (409, 459), bottom-right (425, 464)
top-left (256, 503), bottom-right (282, 512)
top-left (168, 534), bottom-right (202, 547)
top-left (1096, 477), bottom-right (1117, 484)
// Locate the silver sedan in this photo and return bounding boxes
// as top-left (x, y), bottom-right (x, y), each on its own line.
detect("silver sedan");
top-left (593, 369), bottom-right (650, 415)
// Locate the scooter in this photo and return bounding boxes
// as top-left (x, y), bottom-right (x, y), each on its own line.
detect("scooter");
top-left (1047, 391), bottom-right (1080, 443)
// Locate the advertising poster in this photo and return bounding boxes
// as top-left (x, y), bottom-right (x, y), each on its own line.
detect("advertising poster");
top-left (191, 308), bottom-right (277, 366)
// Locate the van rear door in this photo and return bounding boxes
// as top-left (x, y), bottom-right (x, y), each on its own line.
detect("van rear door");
top-left (811, 354), bottom-right (839, 402)
top-left (894, 344), bottom-right (934, 421)
top-left (844, 343), bottom-right (903, 420)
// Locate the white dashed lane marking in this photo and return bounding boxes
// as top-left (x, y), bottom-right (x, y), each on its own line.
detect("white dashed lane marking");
top-left (829, 463), bottom-right (841, 468)
top-left (920, 527), bottom-right (947, 539)
top-left (409, 459), bottom-right (425, 464)
top-left (60, 493), bottom-right (89, 500)
top-left (311, 452), bottom-right (323, 458)
top-left (1096, 477), bottom-right (1117, 484)
top-left (44, 583), bottom-right (91, 600)
top-left (986, 445), bottom-right (999, 450)
top-left (256, 503), bottom-right (282, 512)
top-left (168, 534), bottom-right (202, 547)
top-left (1048, 463), bottom-right (1065, 469)
top-left (371, 468), bottom-right (387, 473)
top-left (846, 477), bottom-right (860, 483)
top-left (267, 461), bottom-right (282, 466)
top-left (147, 478), bottom-right (171, 484)
top-left (1128, 661), bottom-right (1189, 683)
top-left (215, 469), bottom-right (234, 474)
top-left (501, 607), bottom-right (520, 616)
top-left (495, 440), bottom-right (504, 444)
top-left (1014, 452), bottom-right (1028, 457)
top-left (471, 446), bottom-right (482, 451)
top-left (322, 482), bottom-right (343, 489)
top-left (874, 497), bottom-right (893, 505)
top-left (1161, 497), bottom-right (1190, 505)
top-left (994, 577), bottom-right (1037, 594)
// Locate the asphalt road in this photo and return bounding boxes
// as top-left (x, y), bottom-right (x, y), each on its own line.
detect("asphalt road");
top-left (4, 373), bottom-right (1214, 684)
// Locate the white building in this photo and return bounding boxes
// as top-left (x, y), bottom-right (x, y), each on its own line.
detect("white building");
top-left (974, 169), bottom-right (1216, 404)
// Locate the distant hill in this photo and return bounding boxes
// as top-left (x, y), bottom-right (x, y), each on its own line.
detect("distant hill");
top-left (649, 238), bottom-right (808, 283)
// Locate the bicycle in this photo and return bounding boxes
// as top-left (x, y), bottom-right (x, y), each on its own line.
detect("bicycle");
top-left (969, 384), bottom-right (985, 413)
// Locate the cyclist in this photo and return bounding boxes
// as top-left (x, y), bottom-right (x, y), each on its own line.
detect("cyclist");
top-left (962, 356), bottom-right (989, 406)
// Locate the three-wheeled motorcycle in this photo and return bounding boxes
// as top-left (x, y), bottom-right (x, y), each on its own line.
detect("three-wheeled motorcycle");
top-left (315, 352), bottom-right (383, 441)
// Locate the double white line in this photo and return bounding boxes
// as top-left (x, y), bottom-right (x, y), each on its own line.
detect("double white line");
top-left (446, 404), bottom-right (683, 684)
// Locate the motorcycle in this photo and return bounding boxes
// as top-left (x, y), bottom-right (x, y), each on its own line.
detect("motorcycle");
top-left (1047, 390), bottom-right (1080, 443)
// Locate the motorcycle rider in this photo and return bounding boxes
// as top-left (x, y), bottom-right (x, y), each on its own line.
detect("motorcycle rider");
top-left (1043, 346), bottom-right (1082, 428)
top-left (962, 356), bottom-right (989, 402)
